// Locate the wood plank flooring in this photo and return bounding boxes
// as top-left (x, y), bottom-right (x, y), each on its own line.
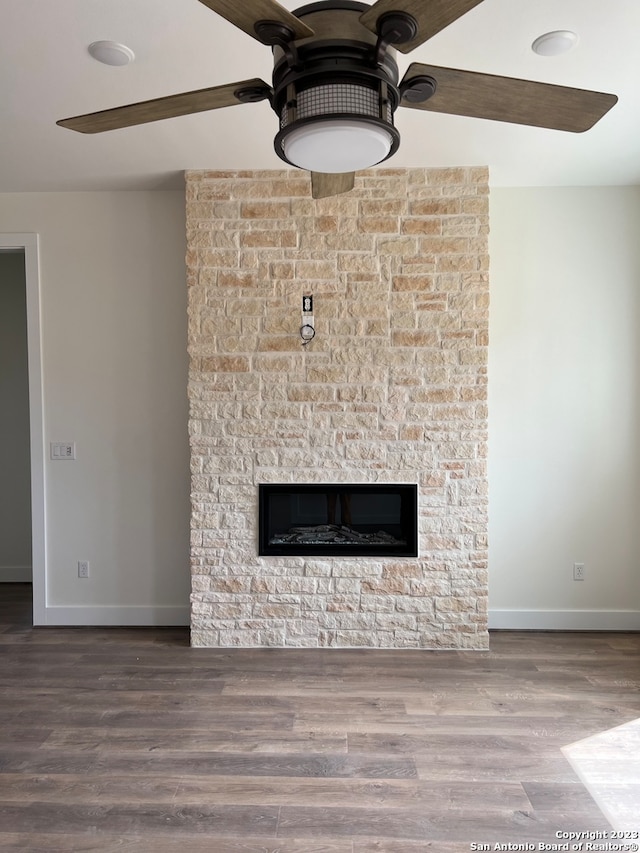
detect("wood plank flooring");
top-left (1, 583), bottom-right (639, 852)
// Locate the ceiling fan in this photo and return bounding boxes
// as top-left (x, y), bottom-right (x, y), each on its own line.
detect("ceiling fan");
top-left (57, 0), bottom-right (618, 199)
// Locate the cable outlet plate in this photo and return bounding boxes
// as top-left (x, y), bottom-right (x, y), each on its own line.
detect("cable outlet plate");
top-left (573, 562), bottom-right (585, 581)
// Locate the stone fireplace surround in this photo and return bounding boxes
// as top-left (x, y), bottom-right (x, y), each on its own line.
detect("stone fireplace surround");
top-left (186, 166), bottom-right (489, 649)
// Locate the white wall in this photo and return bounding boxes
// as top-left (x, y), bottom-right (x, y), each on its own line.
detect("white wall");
top-left (0, 192), bottom-right (190, 624)
top-left (489, 187), bottom-right (640, 629)
top-left (2, 185), bottom-right (638, 630)
top-left (0, 251), bottom-right (32, 581)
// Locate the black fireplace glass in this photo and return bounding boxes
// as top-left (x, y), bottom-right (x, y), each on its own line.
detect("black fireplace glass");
top-left (259, 484), bottom-right (418, 557)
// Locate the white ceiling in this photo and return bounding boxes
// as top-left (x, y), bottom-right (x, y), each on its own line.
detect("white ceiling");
top-left (2, 0), bottom-right (639, 192)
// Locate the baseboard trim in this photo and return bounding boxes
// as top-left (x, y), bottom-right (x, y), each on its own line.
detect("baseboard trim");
top-left (38, 605), bottom-right (190, 627)
top-left (0, 566), bottom-right (33, 582)
top-left (489, 609), bottom-right (640, 631)
top-left (34, 607), bottom-right (640, 631)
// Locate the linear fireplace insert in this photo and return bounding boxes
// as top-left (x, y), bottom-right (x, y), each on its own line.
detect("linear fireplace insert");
top-left (259, 484), bottom-right (418, 557)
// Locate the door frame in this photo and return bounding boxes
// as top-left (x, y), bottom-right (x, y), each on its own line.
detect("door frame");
top-left (0, 234), bottom-right (45, 623)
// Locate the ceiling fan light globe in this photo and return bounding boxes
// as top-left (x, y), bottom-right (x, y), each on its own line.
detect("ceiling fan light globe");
top-left (282, 120), bottom-right (393, 173)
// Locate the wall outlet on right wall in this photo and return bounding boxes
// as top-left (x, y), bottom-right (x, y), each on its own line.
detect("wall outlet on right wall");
top-left (573, 562), bottom-right (586, 581)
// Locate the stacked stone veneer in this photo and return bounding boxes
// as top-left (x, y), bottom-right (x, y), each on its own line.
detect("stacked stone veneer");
top-left (186, 166), bottom-right (489, 649)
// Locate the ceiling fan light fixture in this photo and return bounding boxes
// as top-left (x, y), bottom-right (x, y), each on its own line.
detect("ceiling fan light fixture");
top-left (531, 30), bottom-right (578, 57)
top-left (270, 3), bottom-right (401, 175)
top-left (274, 75), bottom-right (400, 173)
top-left (88, 40), bottom-right (135, 67)
top-left (282, 119), bottom-right (393, 173)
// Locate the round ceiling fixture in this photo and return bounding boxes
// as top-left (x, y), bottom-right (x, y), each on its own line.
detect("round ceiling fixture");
top-left (88, 41), bottom-right (135, 67)
top-left (531, 30), bottom-right (578, 57)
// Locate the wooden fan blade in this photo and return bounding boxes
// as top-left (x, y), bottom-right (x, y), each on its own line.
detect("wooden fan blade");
top-left (399, 64), bottom-right (618, 132)
top-left (360, 0), bottom-right (485, 53)
top-left (57, 79), bottom-right (271, 134)
top-left (311, 172), bottom-right (355, 199)
top-left (196, 0), bottom-right (313, 42)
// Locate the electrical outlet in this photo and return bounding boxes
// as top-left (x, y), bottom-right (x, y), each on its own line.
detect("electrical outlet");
top-left (77, 560), bottom-right (90, 578)
top-left (573, 562), bottom-right (585, 581)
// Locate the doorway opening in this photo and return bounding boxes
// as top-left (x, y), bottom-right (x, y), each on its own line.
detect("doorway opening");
top-left (0, 235), bottom-right (44, 625)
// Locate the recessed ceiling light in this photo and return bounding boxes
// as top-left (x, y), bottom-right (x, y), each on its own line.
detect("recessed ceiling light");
top-left (88, 40), bottom-right (135, 67)
top-left (531, 30), bottom-right (579, 57)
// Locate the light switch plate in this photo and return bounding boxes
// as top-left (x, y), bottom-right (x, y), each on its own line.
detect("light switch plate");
top-left (50, 442), bottom-right (76, 460)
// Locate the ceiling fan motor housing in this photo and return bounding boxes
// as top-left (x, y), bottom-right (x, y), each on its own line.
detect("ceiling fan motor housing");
top-left (271, 1), bottom-right (401, 172)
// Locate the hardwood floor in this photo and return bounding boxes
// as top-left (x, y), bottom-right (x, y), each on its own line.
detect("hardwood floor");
top-left (1, 583), bottom-right (638, 852)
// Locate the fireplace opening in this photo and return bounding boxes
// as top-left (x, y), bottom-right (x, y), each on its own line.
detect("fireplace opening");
top-left (259, 484), bottom-right (418, 557)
